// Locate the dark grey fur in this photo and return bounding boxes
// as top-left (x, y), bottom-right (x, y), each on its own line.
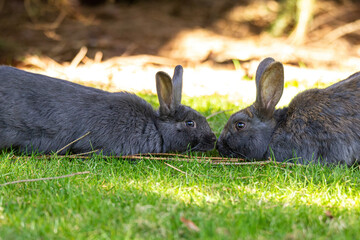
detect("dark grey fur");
top-left (0, 65), bottom-right (216, 155)
top-left (216, 58), bottom-right (360, 165)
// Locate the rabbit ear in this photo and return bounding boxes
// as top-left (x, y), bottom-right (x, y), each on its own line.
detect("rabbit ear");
top-left (172, 65), bottom-right (183, 107)
top-left (156, 71), bottom-right (173, 114)
top-left (254, 58), bottom-right (284, 119)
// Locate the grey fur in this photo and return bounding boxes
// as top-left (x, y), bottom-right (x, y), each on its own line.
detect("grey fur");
top-left (216, 57), bottom-right (360, 165)
top-left (0, 65), bottom-right (216, 155)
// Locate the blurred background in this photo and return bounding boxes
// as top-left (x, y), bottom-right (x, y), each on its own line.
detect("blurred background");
top-left (0, 0), bottom-right (359, 104)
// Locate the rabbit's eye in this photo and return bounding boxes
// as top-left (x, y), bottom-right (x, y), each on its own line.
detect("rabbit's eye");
top-left (235, 122), bottom-right (246, 130)
top-left (185, 120), bottom-right (196, 128)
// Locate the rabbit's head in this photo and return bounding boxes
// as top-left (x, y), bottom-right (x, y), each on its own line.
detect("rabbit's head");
top-left (156, 65), bottom-right (216, 153)
top-left (216, 58), bottom-right (284, 159)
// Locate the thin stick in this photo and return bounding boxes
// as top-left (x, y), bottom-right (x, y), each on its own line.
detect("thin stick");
top-left (164, 162), bottom-right (187, 175)
top-left (125, 153), bottom-right (247, 162)
top-left (94, 51), bottom-right (103, 63)
top-left (164, 162), bottom-right (206, 178)
top-left (206, 109), bottom-right (233, 120)
top-left (131, 152), bottom-right (190, 158)
top-left (0, 171), bottom-right (90, 187)
top-left (71, 149), bottom-right (99, 156)
top-left (211, 160), bottom-right (272, 166)
top-left (12, 154), bottom-right (244, 164)
top-left (55, 132), bottom-right (91, 154)
top-left (12, 153), bottom-right (304, 167)
top-left (70, 46), bottom-right (88, 68)
top-left (212, 160), bottom-right (305, 167)
top-left (118, 154), bottom-right (213, 163)
top-left (121, 156), bottom-right (174, 161)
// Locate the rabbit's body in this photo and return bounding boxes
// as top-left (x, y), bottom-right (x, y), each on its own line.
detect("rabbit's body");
top-left (0, 66), bottom-right (216, 155)
top-left (270, 73), bottom-right (360, 165)
top-left (217, 58), bottom-right (360, 165)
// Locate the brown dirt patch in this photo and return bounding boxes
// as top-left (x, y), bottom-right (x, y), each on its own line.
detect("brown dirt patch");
top-left (0, 0), bottom-right (359, 102)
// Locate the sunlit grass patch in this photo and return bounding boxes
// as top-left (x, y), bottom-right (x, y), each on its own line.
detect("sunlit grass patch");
top-left (0, 93), bottom-right (359, 239)
top-left (1, 153), bottom-right (360, 239)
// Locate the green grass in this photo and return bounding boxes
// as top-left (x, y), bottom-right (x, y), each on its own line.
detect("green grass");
top-left (1, 94), bottom-right (360, 239)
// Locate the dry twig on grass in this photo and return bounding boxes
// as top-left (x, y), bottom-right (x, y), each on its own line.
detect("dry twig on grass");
top-left (0, 171), bottom-right (90, 187)
top-left (70, 150), bottom-right (100, 156)
top-left (11, 151), bottom-right (303, 168)
top-left (180, 216), bottom-right (200, 232)
top-left (164, 162), bottom-right (187, 175)
top-left (211, 160), bottom-right (273, 166)
top-left (55, 131), bottom-right (91, 154)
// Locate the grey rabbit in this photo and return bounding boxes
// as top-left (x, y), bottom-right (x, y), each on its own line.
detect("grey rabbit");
top-left (216, 57), bottom-right (360, 165)
top-left (0, 65), bottom-right (216, 155)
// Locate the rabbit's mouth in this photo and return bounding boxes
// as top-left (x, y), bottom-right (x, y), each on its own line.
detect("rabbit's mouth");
top-left (189, 144), bottom-right (211, 152)
top-left (185, 134), bottom-right (217, 152)
top-left (187, 141), bottom-right (215, 152)
top-left (216, 140), bottom-right (250, 159)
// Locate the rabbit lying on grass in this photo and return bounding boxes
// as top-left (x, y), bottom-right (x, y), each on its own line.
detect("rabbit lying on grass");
top-left (0, 65), bottom-right (216, 155)
top-left (217, 57), bottom-right (360, 165)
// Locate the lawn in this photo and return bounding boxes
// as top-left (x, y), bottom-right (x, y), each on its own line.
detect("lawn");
top-left (1, 94), bottom-right (360, 240)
